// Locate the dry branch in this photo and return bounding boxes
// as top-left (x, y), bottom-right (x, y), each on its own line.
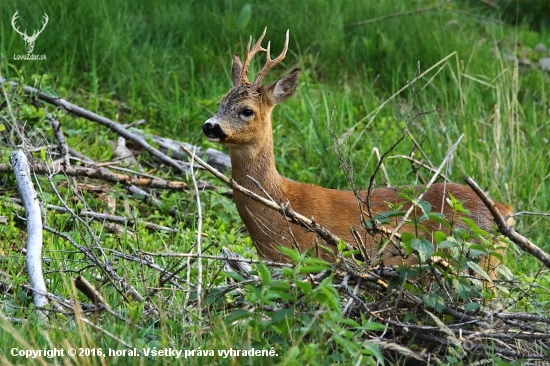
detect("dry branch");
top-left (43, 203), bottom-right (178, 233)
top-left (0, 76), bottom-right (185, 173)
top-left (10, 151), bottom-right (48, 321)
top-left (0, 161), bottom-right (188, 190)
top-left (67, 147), bottom-right (188, 215)
top-left (142, 251), bottom-right (293, 268)
top-left (464, 176), bottom-right (550, 269)
top-left (73, 276), bottom-right (110, 308)
top-left (132, 131), bottom-right (231, 172)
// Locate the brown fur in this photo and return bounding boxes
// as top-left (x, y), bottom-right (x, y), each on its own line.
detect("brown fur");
top-left (203, 34), bottom-right (512, 277)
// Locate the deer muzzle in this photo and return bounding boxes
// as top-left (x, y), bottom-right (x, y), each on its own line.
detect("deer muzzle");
top-left (202, 117), bottom-right (227, 142)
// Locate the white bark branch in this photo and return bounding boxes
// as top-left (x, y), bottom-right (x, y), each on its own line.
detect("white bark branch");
top-left (10, 151), bottom-right (48, 321)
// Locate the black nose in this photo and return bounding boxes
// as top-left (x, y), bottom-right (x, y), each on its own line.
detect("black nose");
top-left (202, 122), bottom-right (227, 140)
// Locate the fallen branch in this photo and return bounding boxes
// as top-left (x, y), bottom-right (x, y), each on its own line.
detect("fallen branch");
top-left (47, 204), bottom-right (178, 233)
top-left (132, 130), bottom-right (231, 172)
top-left (464, 176), bottom-right (550, 269)
top-left (0, 161), bottom-right (188, 190)
top-left (141, 251), bottom-right (293, 268)
top-left (67, 148), bottom-right (191, 215)
top-left (0, 76), bottom-right (186, 174)
top-left (73, 276), bottom-right (110, 308)
top-left (10, 151), bottom-right (48, 321)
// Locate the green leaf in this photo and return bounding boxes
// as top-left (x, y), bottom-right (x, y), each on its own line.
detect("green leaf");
top-left (258, 262), bottom-right (271, 286)
top-left (361, 322), bottom-right (387, 331)
top-left (337, 239), bottom-right (346, 253)
top-left (464, 302), bottom-right (481, 312)
top-left (433, 230), bottom-right (447, 244)
top-left (438, 239), bottom-right (459, 249)
top-left (422, 292), bottom-right (445, 312)
top-left (497, 264), bottom-right (514, 280)
top-left (271, 308), bottom-right (294, 322)
top-left (303, 257), bottom-right (330, 266)
top-left (281, 267), bottom-right (295, 277)
top-left (452, 278), bottom-right (472, 301)
top-left (416, 200), bottom-right (432, 216)
top-left (428, 213), bottom-right (451, 230)
top-left (410, 238), bottom-right (434, 262)
top-left (221, 270), bottom-right (245, 282)
top-left (400, 232), bottom-right (415, 246)
top-left (466, 261), bottom-right (493, 283)
top-left (362, 342), bottom-right (384, 364)
top-left (295, 281), bottom-right (312, 295)
top-left (300, 265), bottom-right (330, 274)
top-left (446, 193), bottom-right (470, 214)
top-left (224, 309), bottom-right (252, 324)
top-left (461, 217), bottom-right (490, 237)
top-left (467, 244), bottom-right (488, 258)
top-left (277, 246), bottom-right (300, 263)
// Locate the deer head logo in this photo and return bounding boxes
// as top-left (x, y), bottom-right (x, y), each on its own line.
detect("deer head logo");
top-left (11, 11), bottom-right (49, 54)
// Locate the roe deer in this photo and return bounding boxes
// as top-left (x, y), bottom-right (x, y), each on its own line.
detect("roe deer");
top-left (202, 28), bottom-right (512, 276)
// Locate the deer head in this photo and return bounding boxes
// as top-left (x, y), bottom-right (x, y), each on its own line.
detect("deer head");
top-left (203, 28), bottom-right (300, 149)
top-left (11, 11), bottom-right (49, 54)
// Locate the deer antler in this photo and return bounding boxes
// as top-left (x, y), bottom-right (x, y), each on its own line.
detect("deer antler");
top-left (236, 28), bottom-right (290, 91)
top-left (250, 29), bottom-right (289, 91)
top-left (11, 11), bottom-right (27, 37)
top-left (236, 27), bottom-right (268, 86)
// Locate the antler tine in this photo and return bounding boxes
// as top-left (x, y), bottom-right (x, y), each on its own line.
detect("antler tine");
top-left (250, 29), bottom-right (289, 91)
top-left (237, 27), bottom-right (268, 84)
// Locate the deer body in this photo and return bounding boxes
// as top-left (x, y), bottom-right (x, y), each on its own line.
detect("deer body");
top-left (203, 29), bottom-right (512, 270)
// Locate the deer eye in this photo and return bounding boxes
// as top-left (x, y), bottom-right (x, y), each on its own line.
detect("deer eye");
top-left (240, 109), bottom-right (254, 118)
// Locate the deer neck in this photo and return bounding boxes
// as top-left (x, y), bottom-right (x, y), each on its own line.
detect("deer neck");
top-left (228, 131), bottom-right (284, 201)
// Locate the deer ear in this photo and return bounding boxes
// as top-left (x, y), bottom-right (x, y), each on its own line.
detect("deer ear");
top-left (264, 69), bottom-right (300, 105)
top-left (231, 53), bottom-right (243, 86)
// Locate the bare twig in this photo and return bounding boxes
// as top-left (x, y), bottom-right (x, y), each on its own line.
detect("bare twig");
top-left (141, 251), bottom-right (293, 268)
top-left (464, 176), bottom-right (550, 269)
top-left (40, 203), bottom-right (178, 233)
top-left (67, 148), bottom-right (188, 215)
top-left (365, 135), bottom-right (404, 218)
top-left (0, 161), bottom-right (189, 190)
top-left (388, 155), bottom-right (450, 182)
top-left (510, 211), bottom-right (550, 218)
top-left (1, 83), bottom-right (25, 142)
top-left (189, 146), bottom-right (203, 319)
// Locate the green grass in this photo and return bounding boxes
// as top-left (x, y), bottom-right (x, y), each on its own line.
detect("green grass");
top-left (1, 0), bottom-right (549, 364)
